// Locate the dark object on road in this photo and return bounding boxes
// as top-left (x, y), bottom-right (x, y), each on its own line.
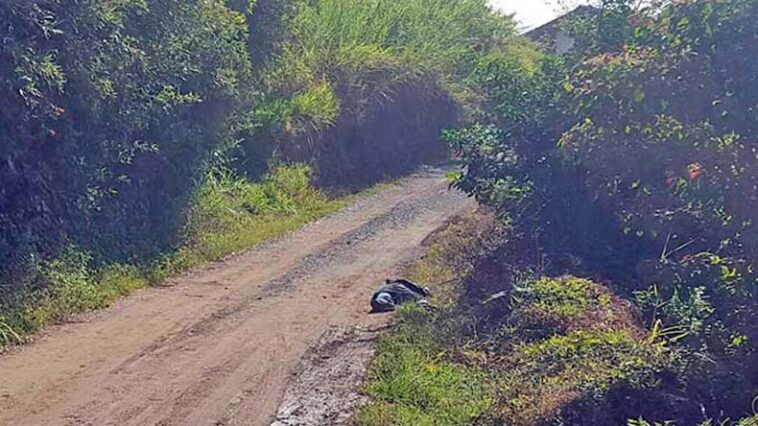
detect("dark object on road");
top-left (370, 279), bottom-right (432, 313)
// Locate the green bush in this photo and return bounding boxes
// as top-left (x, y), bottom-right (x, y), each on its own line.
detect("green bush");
top-left (448, 0), bottom-right (757, 421)
top-left (0, 0), bottom-right (255, 277)
top-left (482, 276), bottom-right (676, 425)
top-left (560, 2), bottom-right (757, 417)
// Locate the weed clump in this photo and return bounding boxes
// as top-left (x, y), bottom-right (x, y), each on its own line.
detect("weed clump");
top-left (507, 276), bottom-right (641, 341)
top-left (481, 276), bottom-right (676, 425)
top-left (359, 305), bottom-right (492, 426)
top-left (494, 328), bottom-right (673, 425)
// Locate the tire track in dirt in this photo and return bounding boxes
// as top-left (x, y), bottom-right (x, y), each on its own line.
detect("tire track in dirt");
top-left (271, 325), bottom-right (385, 426)
top-left (0, 167), bottom-right (475, 426)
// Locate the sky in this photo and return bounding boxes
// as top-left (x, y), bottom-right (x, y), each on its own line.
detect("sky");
top-left (489, 0), bottom-right (584, 30)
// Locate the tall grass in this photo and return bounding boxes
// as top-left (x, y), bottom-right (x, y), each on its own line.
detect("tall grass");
top-left (150, 164), bottom-right (346, 282)
top-left (288, 0), bottom-right (508, 75)
top-left (264, 0), bottom-right (514, 127)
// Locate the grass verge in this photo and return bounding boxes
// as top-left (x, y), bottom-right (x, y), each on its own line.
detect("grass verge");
top-left (0, 165), bottom-right (353, 347)
top-left (358, 210), bottom-right (502, 425)
top-left (358, 211), bottom-right (689, 426)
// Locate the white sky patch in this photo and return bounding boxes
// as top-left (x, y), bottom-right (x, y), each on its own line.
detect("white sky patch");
top-left (489, 1), bottom-right (591, 30)
top-left (489, 0), bottom-right (556, 29)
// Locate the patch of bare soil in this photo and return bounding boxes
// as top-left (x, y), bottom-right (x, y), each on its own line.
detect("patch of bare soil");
top-left (0, 168), bottom-right (475, 426)
top-left (271, 325), bottom-right (386, 426)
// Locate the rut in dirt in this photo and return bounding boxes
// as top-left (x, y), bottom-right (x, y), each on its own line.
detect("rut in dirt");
top-left (0, 168), bottom-right (475, 426)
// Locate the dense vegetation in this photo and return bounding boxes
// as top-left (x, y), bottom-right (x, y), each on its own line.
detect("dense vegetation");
top-left (364, 0), bottom-right (757, 425)
top-left (2, 0), bottom-right (755, 423)
top-left (0, 0), bottom-right (512, 341)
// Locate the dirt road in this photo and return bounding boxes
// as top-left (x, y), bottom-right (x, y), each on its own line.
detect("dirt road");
top-left (0, 168), bottom-right (474, 426)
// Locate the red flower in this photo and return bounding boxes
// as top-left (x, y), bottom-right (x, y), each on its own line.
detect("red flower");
top-left (48, 129), bottom-right (57, 138)
top-left (688, 163), bottom-right (703, 180)
top-left (53, 106), bottom-right (66, 117)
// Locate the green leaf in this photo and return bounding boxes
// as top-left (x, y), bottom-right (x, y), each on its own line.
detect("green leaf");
top-left (633, 87), bottom-right (646, 103)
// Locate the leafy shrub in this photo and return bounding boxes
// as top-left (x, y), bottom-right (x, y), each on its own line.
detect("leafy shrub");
top-left (508, 276), bottom-right (637, 340)
top-left (494, 328), bottom-right (672, 425)
top-left (479, 276), bottom-right (677, 425)
top-left (559, 2), bottom-right (758, 415)
top-left (0, 0), bottom-right (254, 278)
top-left (448, 0), bottom-right (757, 421)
